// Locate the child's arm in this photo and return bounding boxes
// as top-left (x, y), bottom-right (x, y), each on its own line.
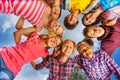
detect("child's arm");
top-left (105, 53), bottom-right (120, 79)
top-left (16, 17), bottom-right (25, 30)
top-left (72, 54), bottom-right (82, 68)
top-left (13, 27), bottom-right (37, 44)
top-left (31, 60), bottom-right (37, 69)
top-left (101, 6), bottom-right (120, 20)
top-left (31, 56), bottom-right (51, 70)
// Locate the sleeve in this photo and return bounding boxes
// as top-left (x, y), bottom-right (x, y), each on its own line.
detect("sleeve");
top-left (36, 55), bottom-right (52, 70)
top-left (105, 53), bottom-right (120, 79)
top-left (29, 32), bottom-right (38, 37)
top-left (100, 0), bottom-right (120, 11)
top-left (101, 38), bottom-right (116, 56)
top-left (72, 55), bottom-right (82, 67)
top-left (26, 32), bottom-right (40, 45)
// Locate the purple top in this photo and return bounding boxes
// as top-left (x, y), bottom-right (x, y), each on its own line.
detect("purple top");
top-left (98, 18), bottom-right (120, 56)
top-left (74, 50), bottom-right (120, 80)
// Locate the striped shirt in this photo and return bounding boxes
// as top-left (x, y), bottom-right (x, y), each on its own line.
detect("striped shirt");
top-left (0, 0), bottom-right (50, 28)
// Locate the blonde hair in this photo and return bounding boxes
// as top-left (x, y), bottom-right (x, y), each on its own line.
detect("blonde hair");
top-left (45, 20), bottom-right (64, 35)
top-left (40, 33), bottom-right (62, 40)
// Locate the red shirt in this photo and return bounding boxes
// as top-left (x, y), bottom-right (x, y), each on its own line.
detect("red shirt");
top-left (0, 32), bottom-right (49, 76)
top-left (98, 18), bottom-right (120, 56)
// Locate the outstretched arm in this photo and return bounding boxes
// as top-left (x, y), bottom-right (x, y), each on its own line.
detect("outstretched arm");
top-left (105, 53), bottom-right (120, 79)
top-left (72, 54), bottom-right (82, 68)
top-left (13, 27), bottom-right (37, 44)
top-left (16, 17), bottom-right (25, 30)
top-left (31, 56), bottom-right (51, 70)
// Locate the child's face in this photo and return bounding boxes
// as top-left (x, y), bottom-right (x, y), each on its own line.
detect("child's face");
top-left (51, 5), bottom-right (60, 20)
top-left (67, 13), bottom-right (78, 25)
top-left (47, 36), bottom-right (61, 48)
top-left (61, 40), bottom-right (75, 57)
top-left (87, 26), bottom-right (105, 38)
top-left (50, 21), bottom-right (64, 35)
top-left (83, 12), bottom-right (97, 26)
top-left (77, 42), bottom-right (93, 59)
top-left (101, 18), bottom-right (117, 26)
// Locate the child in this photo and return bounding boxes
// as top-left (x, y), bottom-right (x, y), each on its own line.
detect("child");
top-left (82, 0), bottom-right (120, 26)
top-left (45, 20), bottom-right (64, 35)
top-left (61, 0), bottom-right (99, 29)
top-left (0, 0), bottom-right (61, 34)
top-left (45, 0), bottom-right (62, 20)
top-left (74, 39), bottom-right (120, 80)
top-left (83, 18), bottom-right (120, 56)
top-left (14, 20), bottom-right (64, 44)
top-left (0, 32), bottom-right (62, 80)
top-left (31, 39), bottom-right (78, 80)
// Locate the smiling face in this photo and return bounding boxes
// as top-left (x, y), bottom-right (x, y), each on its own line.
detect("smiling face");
top-left (86, 26), bottom-right (105, 38)
top-left (47, 36), bottom-right (61, 48)
top-left (77, 42), bottom-right (93, 59)
top-left (67, 13), bottom-right (78, 25)
top-left (51, 5), bottom-right (61, 20)
top-left (83, 12), bottom-right (97, 26)
top-left (61, 40), bottom-right (75, 57)
top-left (49, 21), bottom-right (64, 35)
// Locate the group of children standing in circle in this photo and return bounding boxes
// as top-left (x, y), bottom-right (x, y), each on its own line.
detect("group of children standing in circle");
top-left (0, 0), bottom-right (120, 80)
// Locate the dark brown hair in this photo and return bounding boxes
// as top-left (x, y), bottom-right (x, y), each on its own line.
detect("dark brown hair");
top-left (77, 38), bottom-right (94, 48)
top-left (82, 12), bottom-right (100, 26)
top-left (83, 27), bottom-right (93, 38)
top-left (64, 16), bottom-right (79, 30)
top-left (57, 7), bottom-right (62, 19)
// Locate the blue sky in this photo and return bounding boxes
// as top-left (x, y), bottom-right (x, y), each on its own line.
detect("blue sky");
top-left (0, 10), bottom-right (120, 80)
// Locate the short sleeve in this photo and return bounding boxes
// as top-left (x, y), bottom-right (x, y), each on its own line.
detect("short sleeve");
top-left (25, 32), bottom-right (41, 45)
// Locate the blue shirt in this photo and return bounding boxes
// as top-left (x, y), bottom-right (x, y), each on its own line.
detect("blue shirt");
top-left (100, 0), bottom-right (120, 11)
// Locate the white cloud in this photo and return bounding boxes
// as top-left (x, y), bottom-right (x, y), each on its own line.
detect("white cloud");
top-left (0, 14), bottom-right (32, 33)
top-left (0, 14), bottom-right (18, 32)
top-left (1, 21), bottom-right (11, 32)
top-left (14, 63), bottom-right (49, 80)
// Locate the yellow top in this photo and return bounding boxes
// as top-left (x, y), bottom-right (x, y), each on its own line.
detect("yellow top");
top-left (70, 0), bottom-right (92, 13)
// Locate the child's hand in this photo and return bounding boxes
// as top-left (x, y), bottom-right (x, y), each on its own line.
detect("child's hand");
top-left (53, 47), bottom-right (60, 57)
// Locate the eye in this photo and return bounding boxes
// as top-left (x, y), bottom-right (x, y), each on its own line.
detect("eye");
top-left (50, 39), bottom-right (53, 42)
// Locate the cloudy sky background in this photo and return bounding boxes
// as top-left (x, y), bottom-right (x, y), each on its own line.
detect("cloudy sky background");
top-left (0, 10), bottom-right (120, 80)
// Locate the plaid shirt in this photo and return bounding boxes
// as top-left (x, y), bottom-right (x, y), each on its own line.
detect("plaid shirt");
top-left (74, 50), bottom-right (120, 80)
top-left (36, 55), bottom-right (75, 80)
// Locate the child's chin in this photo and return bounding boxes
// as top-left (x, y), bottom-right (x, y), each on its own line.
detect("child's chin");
top-left (87, 55), bottom-right (93, 59)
